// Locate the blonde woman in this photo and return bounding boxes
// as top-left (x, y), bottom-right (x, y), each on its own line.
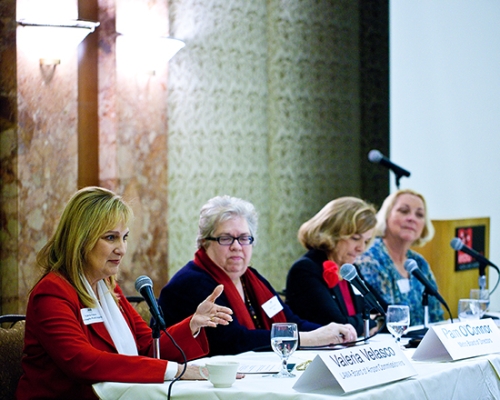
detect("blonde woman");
top-left (17, 187), bottom-right (232, 399)
top-left (286, 197), bottom-right (382, 336)
top-left (356, 189), bottom-right (444, 326)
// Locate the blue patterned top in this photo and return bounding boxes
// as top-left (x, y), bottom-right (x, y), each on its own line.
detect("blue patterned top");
top-left (356, 237), bottom-right (444, 326)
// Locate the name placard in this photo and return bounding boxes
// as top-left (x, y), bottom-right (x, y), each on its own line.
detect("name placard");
top-left (412, 318), bottom-right (500, 362)
top-left (293, 339), bottom-right (416, 394)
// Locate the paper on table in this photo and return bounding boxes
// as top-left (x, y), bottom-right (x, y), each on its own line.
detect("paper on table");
top-left (299, 344), bottom-right (346, 351)
top-left (237, 363), bottom-right (281, 374)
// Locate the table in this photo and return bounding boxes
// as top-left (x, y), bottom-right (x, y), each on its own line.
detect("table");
top-left (93, 334), bottom-right (500, 399)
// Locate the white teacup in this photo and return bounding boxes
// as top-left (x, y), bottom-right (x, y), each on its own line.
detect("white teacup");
top-left (199, 361), bottom-right (239, 388)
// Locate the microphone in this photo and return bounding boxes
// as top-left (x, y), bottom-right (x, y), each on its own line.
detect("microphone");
top-left (368, 149), bottom-right (411, 178)
top-left (404, 259), bottom-right (447, 306)
top-left (450, 237), bottom-right (492, 267)
top-left (135, 275), bottom-right (166, 330)
top-left (340, 264), bottom-right (385, 315)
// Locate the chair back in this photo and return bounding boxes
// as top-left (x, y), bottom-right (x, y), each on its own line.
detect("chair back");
top-left (0, 315), bottom-right (26, 400)
top-left (126, 296), bottom-right (152, 325)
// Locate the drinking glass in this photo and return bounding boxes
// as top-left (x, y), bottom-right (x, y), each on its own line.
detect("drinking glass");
top-left (458, 298), bottom-right (481, 321)
top-left (386, 305), bottom-right (410, 345)
top-left (270, 322), bottom-right (298, 378)
top-left (470, 289), bottom-right (490, 318)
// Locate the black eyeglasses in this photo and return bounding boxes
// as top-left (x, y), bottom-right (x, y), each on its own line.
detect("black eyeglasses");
top-left (206, 235), bottom-right (254, 246)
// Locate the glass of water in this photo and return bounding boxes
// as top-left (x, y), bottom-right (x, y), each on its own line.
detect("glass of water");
top-left (386, 305), bottom-right (410, 345)
top-left (270, 322), bottom-right (298, 378)
top-left (470, 289), bottom-right (490, 318)
top-left (458, 298), bottom-right (481, 321)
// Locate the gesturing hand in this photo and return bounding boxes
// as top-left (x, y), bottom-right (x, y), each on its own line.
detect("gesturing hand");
top-left (189, 284), bottom-right (233, 335)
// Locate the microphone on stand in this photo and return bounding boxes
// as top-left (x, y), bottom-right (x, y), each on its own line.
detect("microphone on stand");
top-left (135, 275), bottom-right (166, 360)
top-left (404, 259), bottom-right (447, 307)
top-left (135, 276), bottom-right (188, 396)
top-left (368, 149), bottom-right (410, 188)
top-left (135, 275), bottom-right (167, 330)
top-left (340, 264), bottom-right (385, 315)
top-left (451, 237), bottom-right (487, 289)
top-left (404, 259), bottom-right (453, 323)
top-left (450, 237), bottom-right (499, 270)
top-left (450, 237), bottom-right (500, 291)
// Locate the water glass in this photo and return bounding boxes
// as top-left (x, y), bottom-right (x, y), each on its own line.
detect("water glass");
top-left (458, 298), bottom-right (481, 321)
top-left (469, 289), bottom-right (490, 318)
top-left (270, 323), bottom-right (298, 378)
top-left (386, 305), bottom-right (410, 345)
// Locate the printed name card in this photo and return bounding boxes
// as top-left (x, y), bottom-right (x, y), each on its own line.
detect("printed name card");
top-left (412, 318), bottom-right (500, 362)
top-left (293, 339), bottom-right (416, 394)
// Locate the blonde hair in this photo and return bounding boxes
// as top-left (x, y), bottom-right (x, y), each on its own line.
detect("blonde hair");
top-left (375, 188), bottom-right (434, 247)
top-left (35, 186), bottom-right (133, 307)
top-left (298, 197), bottom-right (377, 253)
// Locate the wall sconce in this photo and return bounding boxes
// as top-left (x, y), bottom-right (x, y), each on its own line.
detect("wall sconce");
top-left (17, 19), bottom-right (100, 66)
top-left (160, 37), bottom-right (186, 63)
top-left (116, 35), bottom-right (185, 76)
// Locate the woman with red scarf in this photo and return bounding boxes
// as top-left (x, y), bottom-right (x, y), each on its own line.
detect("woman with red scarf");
top-left (158, 195), bottom-right (357, 356)
top-left (286, 197), bottom-right (384, 336)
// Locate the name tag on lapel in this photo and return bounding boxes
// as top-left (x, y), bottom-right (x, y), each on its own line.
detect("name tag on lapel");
top-left (262, 296), bottom-right (283, 318)
top-left (81, 308), bottom-right (104, 325)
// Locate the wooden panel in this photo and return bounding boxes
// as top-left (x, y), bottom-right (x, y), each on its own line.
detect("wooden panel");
top-left (413, 217), bottom-right (490, 319)
top-left (77, 0), bottom-right (99, 188)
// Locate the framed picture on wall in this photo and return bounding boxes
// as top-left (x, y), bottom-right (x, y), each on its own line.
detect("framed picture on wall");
top-left (454, 225), bottom-right (486, 272)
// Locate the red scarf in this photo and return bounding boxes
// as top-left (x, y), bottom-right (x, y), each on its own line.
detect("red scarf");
top-left (323, 260), bottom-right (356, 316)
top-left (338, 280), bottom-right (356, 316)
top-left (194, 248), bottom-right (287, 330)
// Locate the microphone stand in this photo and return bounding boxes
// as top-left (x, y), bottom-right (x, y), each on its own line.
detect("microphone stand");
top-left (151, 318), bottom-right (161, 359)
top-left (362, 300), bottom-right (371, 342)
top-left (422, 291), bottom-right (429, 329)
top-left (478, 262), bottom-right (487, 290)
top-left (395, 173), bottom-right (403, 190)
top-left (406, 291), bottom-right (429, 339)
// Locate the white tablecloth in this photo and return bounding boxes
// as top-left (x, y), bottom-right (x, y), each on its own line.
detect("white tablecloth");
top-left (93, 334), bottom-right (500, 400)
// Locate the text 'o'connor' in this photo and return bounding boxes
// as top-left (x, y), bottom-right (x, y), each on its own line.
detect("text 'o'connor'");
top-left (441, 324), bottom-right (492, 340)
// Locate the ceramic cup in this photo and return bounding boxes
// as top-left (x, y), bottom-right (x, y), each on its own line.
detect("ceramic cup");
top-left (199, 361), bottom-right (239, 388)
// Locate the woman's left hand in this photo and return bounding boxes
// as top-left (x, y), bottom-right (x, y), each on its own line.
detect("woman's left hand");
top-left (189, 284), bottom-right (233, 335)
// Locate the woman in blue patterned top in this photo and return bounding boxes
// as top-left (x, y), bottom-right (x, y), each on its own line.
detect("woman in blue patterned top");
top-left (356, 189), bottom-right (444, 326)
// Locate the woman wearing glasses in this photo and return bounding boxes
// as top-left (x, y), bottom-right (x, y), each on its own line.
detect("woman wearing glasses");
top-left (158, 195), bottom-right (357, 356)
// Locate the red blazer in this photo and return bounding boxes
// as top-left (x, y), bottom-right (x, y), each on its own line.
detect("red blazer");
top-left (16, 272), bottom-right (209, 400)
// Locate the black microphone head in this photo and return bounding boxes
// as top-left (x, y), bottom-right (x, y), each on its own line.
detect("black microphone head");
top-left (404, 259), bottom-right (418, 274)
top-left (135, 275), bottom-right (153, 292)
top-left (368, 149), bottom-right (383, 163)
top-left (450, 237), bottom-right (463, 251)
top-left (340, 263), bottom-right (357, 282)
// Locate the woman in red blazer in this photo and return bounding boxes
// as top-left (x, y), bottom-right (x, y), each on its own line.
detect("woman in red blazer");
top-left (16, 187), bottom-right (233, 400)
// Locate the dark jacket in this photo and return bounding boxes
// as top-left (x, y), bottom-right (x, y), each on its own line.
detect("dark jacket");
top-left (286, 249), bottom-right (380, 335)
top-left (159, 261), bottom-right (320, 356)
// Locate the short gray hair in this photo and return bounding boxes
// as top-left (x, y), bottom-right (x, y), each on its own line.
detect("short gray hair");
top-left (197, 195), bottom-right (258, 249)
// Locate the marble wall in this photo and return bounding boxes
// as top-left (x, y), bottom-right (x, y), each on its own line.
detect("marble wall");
top-left (16, 13), bottom-right (81, 312)
top-left (0, 0), bottom-right (19, 315)
top-left (0, 0), bottom-right (171, 313)
top-left (108, 0), bottom-right (170, 296)
top-left (0, 0), bottom-right (388, 313)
